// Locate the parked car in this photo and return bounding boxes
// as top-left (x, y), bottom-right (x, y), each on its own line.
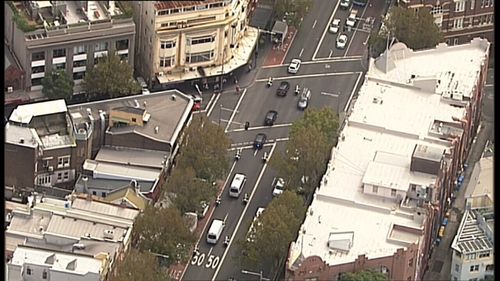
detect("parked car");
top-left (346, 10), bottom-right (358, 27)
top-left (272, 177), bottom-right (285, 196)
top-left (340, 0), bottom-right (350, 9)
top-left (264, 110), bottom-right (278, 126)
top-left (336, 34), bottom-right (348, 49)
top-left (253, 133), bottom-right (267, 150)
top-left (276, 81), bottom-right (290, 97)
top-left (288, 59), bottom-right (302, 74)
top-left (297, 88), bottom-right (311, 110)
top-left (329, 19), bottom-right (341, 34)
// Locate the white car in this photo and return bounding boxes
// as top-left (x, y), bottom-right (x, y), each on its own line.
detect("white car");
top-left (336, 34), bottom-right (348, 49)
top-left (340, 0), bottom-right (350, 9)
top-left (288, 59), bottom-right (302, 74)
top-left (272, 177), bottom-right (285, 196)
top-left (346, 11), bottom-right (357, 27)
top-left (329, 19), bottom-right (341, 34)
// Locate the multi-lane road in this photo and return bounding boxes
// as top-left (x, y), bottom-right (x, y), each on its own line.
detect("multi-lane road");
top-left (180, 1), bottom-right (388, 280)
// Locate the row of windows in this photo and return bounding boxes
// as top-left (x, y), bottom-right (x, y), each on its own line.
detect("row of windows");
top-left (160, 40), bottom-right (176, 49)
top-left (26, 268), bottom-right (48, 279)
top-left (371, 185), bottom-right (398, 197)
top-left (186, 51), bottom-right (214, 63)
top-left (156, 2), bottom-right (223, 16)
top-left (189, 35), bottom-right (216, 45)
top-left (452, 15), bottom-right (494, 29)
top-left (159, 56), bottom-right (174, 67)
top-left (31, 40), bottom-right (129, 61)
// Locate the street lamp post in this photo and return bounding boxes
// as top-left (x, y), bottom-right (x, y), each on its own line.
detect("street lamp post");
top-left (219, 104), bottom-right (223, 126)
top-left (241, 269), bottom-right (270, 281)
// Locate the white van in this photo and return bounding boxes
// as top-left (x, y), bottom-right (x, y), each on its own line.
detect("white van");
top-left (207, 219), bottom-right (225, 244)
top-left (228, 173), bottom-right (247, 198)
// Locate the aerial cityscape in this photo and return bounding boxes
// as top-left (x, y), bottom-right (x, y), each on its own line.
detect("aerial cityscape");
top-left (4, 1), bottom-right (494, 281)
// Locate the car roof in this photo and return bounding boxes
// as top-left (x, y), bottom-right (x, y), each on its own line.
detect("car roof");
top-left (291, 59), bottom-right (301, 63)
top-left (332, 19), bottom-right (340, 24)
top-left (267, 110), bottom-right (277, 115)
top-left (256, 133), bottom-right (266, 138)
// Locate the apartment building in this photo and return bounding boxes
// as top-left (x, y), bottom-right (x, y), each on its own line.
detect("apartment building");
top-left (4, 1), bottom-right (135, 92)
top-left (131, 0), bottom-right (258, 87)
top-left (285, 38), bottom-right (490, 281)
top-left (5, 90), bottom-right (194, 200)
top-left (398, 0), bottom-right (494, 46)
top-left (450, 155), bottom-right (493, 281)
top-left (5, 194), bottom-right (140, 281)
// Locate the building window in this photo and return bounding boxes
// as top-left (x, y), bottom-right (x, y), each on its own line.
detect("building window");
top-left (171, 8), bottom-right (180, 14)
top-left (92, 191), bottom-right (97, 195)
top-left (453, 18), bottom-right (464, 29)
top-left (53, 48), bottom-right (66, 58)
top-left (410, 185), bottom-right (416, 192)
top-left (73, 45), bottom-right (87, 55)
top-left (32, 66), bottom-right (45, 74)
top-left (184, 6), bottom-right (195, 12)
top-left (27, 268), bottom-right (32, 275)
top-left (32, 51), bottom-right (45, 61)
top-left (430, 5), bottom-right (443, 14)
top-left (42, 270), bottom-right (48, 279)
top-left (160, 40), bottom-right (176, 49)
top-left (73, 60), bottom-right (86, 67)
top-left (102, 192), bottom-right (107, 198)
top-left (54, 63), bottom-right (66, 70)
top-left (32, 78), bottom-right (43, 86)
top-left (196, 4), bottom-right (208, 10)
top-left (471, 0), bottom-right (476, 9)
top-left (73, 72), bottom-right (85, 80)
top-left (63, 172), bottom-right (70, 181)
top-left (119, 53), bottom-right (128, 61)
top-left (479, 251), bottom-right (490, 258)
top-left (95, 42), bottom-right (108, 52)
top-left (455, 264), bottom-right (460, 272)
top-left (186, 51), bottom-right (214, 63)
top-left (470, 265), bottom-right (479, 272)
top-left (467, 253), bottom-right (477, 260)
top-left (391, 189), bottom-right (397, 197)
top-left (453, 38), bottom-right (459, 45)
top-left (485, 264), bottom-right (494, 271)
top-left (157, 10), bottom-right (169, 16)
top-left (57, 172), bottom-right (63, 182)
top-left (408, 258), bottom-right (414, 267)
top-left (189, 35), bottom-right (215, 45)
top-left (372, 186), bottom-right (378, 193)
top-left (455, 0), bottom-right (466, 12)
top-left (116, 39), bottom-right (129, 50)
top-left (58, 156), bottom-right (70, 168)
top-left (159, 56), bottom-right (174, 67)
top-left (37, 174), bottom-right (51, 185)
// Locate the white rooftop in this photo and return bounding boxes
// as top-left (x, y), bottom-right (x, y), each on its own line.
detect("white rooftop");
top-left (95, 146), bottom-right (168, 169)
top-left (10, 245), bottom-right (102, 275)
top-left (289, 38), bottom-right (489, 268)
top-left (83, 159), bottom-right (161, 181)
top-left (9, 99), bottom-right (67, 124)
top-left (5, 124), bottom-right (38, 147)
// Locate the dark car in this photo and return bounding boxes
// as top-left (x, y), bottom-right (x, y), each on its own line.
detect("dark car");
top-left (276, 81), bottom-right (290, 97)
top-left (253, 133), bottom-right (267, 149)
top-left (264, 110), bottom-right (278, 126)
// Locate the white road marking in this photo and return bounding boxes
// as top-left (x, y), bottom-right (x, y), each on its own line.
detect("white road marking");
top-left (206, 93), bottom-right (221, 117)
top-left (312, 1), bottom-right (340, 60)
top-left (256, 71), bottom-right (358, 82)
top-left (207, 247), bottom-right (213, 259)
top-left (225, 88), bottom-right (247, 132)
top-left (261, 56), bottom-right (363, 69)
top-left (212, 143), bottom-right (278, 280)
top-left (204, 94), bottom-right (217, 113)
top-left (299, 48), bottom-right (304, 57)
top-left (280, 30), bottom-right (297, 65)
top-left (344, 72), bottom-right (363, 112)
top-left (321, 92), bottom-right (339, 97)
top-left (344, 4), bottom-right (369, 57)
top-left (253, 149), bottom-right (259, 156)
top-left (312, 20), bottom-right (317, 29)
top-left (329, 49), bottom-right (333, 58)
top-left (228, 123), bottom-right (293, 133)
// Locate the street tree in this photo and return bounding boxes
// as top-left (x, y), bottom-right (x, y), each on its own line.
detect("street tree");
top-left (240, 191), bottom-right (305, 271)
top-left (271, 107), bottom-right (338, 197)
top-left (83, 54), bottom-right (140, 98)
top-left (177, 115), bottom-right (231, 182)
top-left (109, 248), bottom-right (170, 281)
top-left (166, 166), bottom-right (218, 214)
top-left (339, 270), bottom-right (389, 281)
top-left (369, 6), bottom-right (443, 58)
top-left (132, 206), bottom-right (195, 266)
top-left (41, 70), bottom-right (74, 101)
top-left (274, 0), bottom-right (312, 27)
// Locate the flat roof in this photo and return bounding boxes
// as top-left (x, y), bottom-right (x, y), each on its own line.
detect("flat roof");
top-left (83, 159), bottom-right (161, 181)
top-left (74, 175), bottom-right (155, 193)
top-left (5, 124), bottom-right (38, 148)
top-left (289, 38), bottom-right (489, 267)
top-left (9, 99), bottom-right (67, 124)
top-left (24, 236), bottom-right (120, 258)
top-left (68, 91), bottom-right (192, 145)
top-left (470, 156), bottom-right (493, 198)
top-left (95, 146), bottom-right (169, 169)
top-left (10, 245), bottom-right (102, 275)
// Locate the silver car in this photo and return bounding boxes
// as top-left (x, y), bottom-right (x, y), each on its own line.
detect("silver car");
top-left (297, 88), bottom-right (311, 110)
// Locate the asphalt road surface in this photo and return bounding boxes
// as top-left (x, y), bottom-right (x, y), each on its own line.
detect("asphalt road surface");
top-left (181, 1), bottom-right (387, 280)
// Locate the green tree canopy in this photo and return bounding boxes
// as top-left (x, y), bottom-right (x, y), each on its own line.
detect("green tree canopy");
top-left (240, 191), bottom-right (305, 271)
top-left (339, 270), bottom-right (389, 281)
top-left (132, 206), bottom-right (195, 266)
top-left (83, 54), bottom-right (140, 98)
top-left (41, 70), bottom-right (74, 101)
top-left (108, 248), bottom-right (170, 281)
top-left (369, 6), bottom-right (443, 58)
top-left (166, 166), bottom-right (218, 214)
top-left (274, 0), bottom-right (313, 27)
top-left (176, 115), bottom-right (231, 182)
top-left (271, 107), bottom-right (338, 197)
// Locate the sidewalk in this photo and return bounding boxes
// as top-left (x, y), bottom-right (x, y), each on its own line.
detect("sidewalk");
top-left (423, 120), bottom-right (493, 281)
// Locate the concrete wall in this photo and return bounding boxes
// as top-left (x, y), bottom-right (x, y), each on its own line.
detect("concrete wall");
top-left (5, 143), bottom-right (36, 188)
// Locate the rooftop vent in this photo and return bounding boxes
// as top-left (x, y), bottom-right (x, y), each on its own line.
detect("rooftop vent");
top-left (72, 243), bottom-right (86, 250)
top-left (171, 94), bottom-right (176, 101)
top-left (19, 138), bottom-right (25, 144)
top-left (103, 229), bottom-right (114, 239)
top-left (155, 126), bottom-right (159, 134)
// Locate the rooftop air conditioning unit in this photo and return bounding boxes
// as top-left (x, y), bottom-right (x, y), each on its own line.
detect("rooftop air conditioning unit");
top-left (73, 243), bottom-right (86, 250)
top-left (103, 229), bottom-right (114, 239)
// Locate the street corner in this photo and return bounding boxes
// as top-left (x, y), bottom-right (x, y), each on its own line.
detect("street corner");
top-left (263, 26), bottom-right (298, 66)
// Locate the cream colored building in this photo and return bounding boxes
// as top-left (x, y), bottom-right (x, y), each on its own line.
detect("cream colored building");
top-left (132, 0), bottom-right (259, 87)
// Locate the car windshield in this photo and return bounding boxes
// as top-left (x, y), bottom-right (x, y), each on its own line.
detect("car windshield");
top-left (267, 112), bottom-right (275, 119)
top-left (256, 134), bottom-right (265, 142)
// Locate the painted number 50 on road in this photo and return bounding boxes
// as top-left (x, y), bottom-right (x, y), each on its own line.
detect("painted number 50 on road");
top-left (191, 253), bottom-right (220, 269)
